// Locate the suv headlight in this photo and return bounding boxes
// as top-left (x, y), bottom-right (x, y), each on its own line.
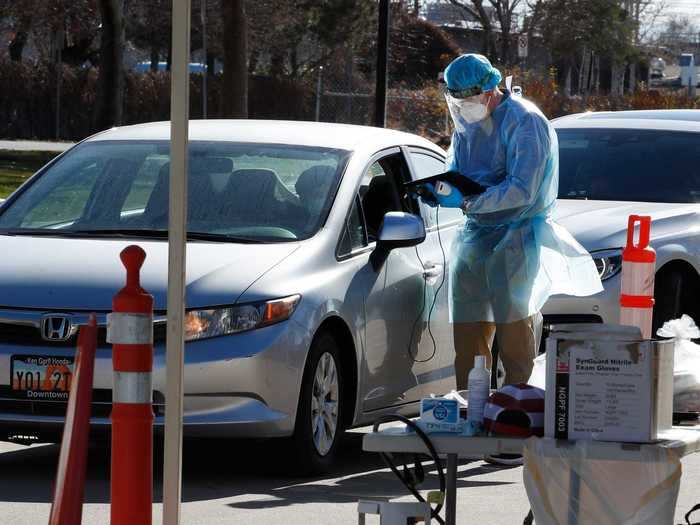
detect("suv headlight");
top-left (184, 294), bottom-right (301, 341)
top-left (591, 249), bottom-right (623, 281)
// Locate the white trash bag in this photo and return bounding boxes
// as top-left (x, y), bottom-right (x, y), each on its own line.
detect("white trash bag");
top-left (657, 315), bottom-right (700, 413)
top-left (528, 353), bottom-right (547, 390)
top-left (523, 437), bottom-right (682, 525)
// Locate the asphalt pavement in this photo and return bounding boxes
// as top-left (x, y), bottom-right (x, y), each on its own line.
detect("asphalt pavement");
top-left (0, 429), bottom-right (699, 524)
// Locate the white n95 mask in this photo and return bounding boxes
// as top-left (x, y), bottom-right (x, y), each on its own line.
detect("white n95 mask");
top-left (445, 93), bottom-right (489, 132)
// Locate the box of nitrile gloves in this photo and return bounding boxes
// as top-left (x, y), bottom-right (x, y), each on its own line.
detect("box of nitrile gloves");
top-left (420, 397), bottom-right (460, 433)
top-left (544, 324), bottom-right (674, 443)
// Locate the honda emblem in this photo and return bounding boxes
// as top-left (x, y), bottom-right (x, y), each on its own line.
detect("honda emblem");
top-left (40, 315), bottom-right (73, 342)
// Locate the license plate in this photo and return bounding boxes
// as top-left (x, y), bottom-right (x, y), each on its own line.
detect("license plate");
top-left (10, 355), bottom-right (74, 400)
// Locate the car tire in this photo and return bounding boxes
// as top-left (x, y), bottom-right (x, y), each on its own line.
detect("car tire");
top-left (652, 270), bottom-right (684, 334)
top-left (290, 331), bottom-right (344, 475)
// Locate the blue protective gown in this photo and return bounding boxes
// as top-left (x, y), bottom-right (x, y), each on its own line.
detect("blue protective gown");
top-left (446, 92), bottom-right (602, 323)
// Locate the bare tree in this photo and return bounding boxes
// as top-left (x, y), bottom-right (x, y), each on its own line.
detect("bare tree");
top-left (631, 0), bottom-right (667, 44)
top-left (622, 0), bottom-right (667, 92)
top-left (94, 0), bottom-right (124, 130)
top-left (8, 12), bottom-right (33, 61)
top-left (221, 0), bottom-right (248, 118)
top-left (523, 0), bottom-right (544, 48)
top-left (448, 0), bottom-right (497, 58)
top-left (448, 0), bottom-right (522, 63)
top-left (490, 0), bottom-right (521, 63)
top-left (656, 15), bottom-right (699, 56)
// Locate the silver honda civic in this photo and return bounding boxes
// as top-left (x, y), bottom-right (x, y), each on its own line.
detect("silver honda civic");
top-left (0, 120), bottom-right (462, 472)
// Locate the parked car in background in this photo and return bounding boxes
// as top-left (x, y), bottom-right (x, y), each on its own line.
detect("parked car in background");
top-left (650, 57), bottom-right (666, 79)
top-left (543, 109), bottom-right (700, 337)
top-left (0, 120), bottom-right (462, 472)
top-left (133, 61), bottom-right (222, 74)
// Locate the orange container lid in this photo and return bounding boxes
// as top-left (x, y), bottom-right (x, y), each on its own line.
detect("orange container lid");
top-left (622, 215), bottom-right (656, 263)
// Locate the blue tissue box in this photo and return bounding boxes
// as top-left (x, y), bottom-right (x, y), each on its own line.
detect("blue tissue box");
top-left (420, 398), bottom-right (460, 433)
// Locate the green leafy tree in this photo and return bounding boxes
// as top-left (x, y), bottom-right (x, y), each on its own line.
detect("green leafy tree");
top-left (537, 0), bottom-right (636, 93)
top-left (245, 0), bottom-right (376, 79)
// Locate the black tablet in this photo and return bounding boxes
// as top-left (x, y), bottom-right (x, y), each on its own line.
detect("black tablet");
top-left (404, 170), bottom-right (486, 197)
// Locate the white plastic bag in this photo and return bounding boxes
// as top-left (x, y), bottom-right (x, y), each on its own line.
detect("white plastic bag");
top-left (441, 389), bottom-right (469, 407)
top-left (528, 353), bottom-right (547, 389)
top-left (657, 315), bottom-right (700, 413)
top-left (523, 437), bottom-right (682, 525)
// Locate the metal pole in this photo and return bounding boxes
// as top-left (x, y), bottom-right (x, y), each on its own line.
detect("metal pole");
top-left (445, 454), bottom-right (458, 525)
top-left (374, 0), bottom-right (390, 128)
top-left (163, 0), bottom-right (191, 522)
top-left (315, 66), bottom-right (323, 122)
top-left (201, 0), bottom-right (207, 118)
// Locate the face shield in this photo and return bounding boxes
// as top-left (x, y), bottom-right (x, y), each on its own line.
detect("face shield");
top-left (445, 91), bottom-right (490, 133)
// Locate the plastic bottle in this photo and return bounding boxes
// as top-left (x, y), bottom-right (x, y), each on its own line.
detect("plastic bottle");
top-left (467, 355), bottom-right (490, 424)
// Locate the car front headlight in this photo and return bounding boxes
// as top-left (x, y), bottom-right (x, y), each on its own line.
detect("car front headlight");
top-left (591, 249), bottom-right (623, 281)
top-left (184, 294), bottom-right (301, 341)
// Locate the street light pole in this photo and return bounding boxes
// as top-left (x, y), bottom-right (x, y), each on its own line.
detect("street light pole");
top-left (374, 0), bottom-right (390, 128)
top-left (163, 0), bottom-right (191, 523)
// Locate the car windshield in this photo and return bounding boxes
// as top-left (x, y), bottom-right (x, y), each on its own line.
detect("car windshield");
top-left (557, 128), bottom-right (700, 203)
top-left (0, 140), bottom-right (349, 242)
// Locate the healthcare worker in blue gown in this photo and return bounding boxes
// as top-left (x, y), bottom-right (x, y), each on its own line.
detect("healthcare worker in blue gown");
top-left (424, 54), bottom-right (603, 391)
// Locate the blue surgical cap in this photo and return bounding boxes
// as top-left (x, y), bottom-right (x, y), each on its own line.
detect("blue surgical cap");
top-left (444, 54), bottom-right (502, 92)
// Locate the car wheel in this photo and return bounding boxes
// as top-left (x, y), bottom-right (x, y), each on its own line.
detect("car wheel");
top-left (652, 270), bottom-right (684, 334)
top-left (291, 331), bottom-right (343, 475)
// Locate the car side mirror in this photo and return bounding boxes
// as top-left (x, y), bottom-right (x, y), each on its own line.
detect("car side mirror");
top-left (370, 212), bottom-right (426, 271)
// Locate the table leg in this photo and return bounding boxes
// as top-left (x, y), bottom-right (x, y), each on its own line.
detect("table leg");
top-left (446, 453), bottom-right (458, 525)
top-left (567, 462), bottom-right (580, 525)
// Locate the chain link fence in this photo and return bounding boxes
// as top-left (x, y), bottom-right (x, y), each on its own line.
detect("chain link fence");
top-left (312, 61), bottom-right (451, 144)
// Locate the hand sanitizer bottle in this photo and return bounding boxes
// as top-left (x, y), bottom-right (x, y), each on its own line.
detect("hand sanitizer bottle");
top-left (467, 355), bottom-right (490, 425)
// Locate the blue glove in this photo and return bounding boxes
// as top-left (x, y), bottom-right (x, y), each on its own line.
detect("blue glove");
top-left (418, 186), bottom-right (438, 208)
top-left (425, 182), bottom-right (464, 208)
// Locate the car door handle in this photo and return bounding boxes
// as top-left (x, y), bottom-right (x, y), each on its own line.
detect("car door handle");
top-left (422, 264), bottom-right (443, 279)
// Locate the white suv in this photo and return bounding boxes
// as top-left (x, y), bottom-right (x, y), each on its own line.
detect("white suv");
top-left (543, 110), bottom-right (700, 336)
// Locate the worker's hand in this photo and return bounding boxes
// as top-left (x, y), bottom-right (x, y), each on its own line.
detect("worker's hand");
top-left (425, 182), bottom-right (464, 208)
top-left (417, 185), bottom-right (438, 207)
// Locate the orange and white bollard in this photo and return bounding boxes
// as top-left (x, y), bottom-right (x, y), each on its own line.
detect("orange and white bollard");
top-left (620, 215), bottom-right (656, 339)
top-left (107, 245), bottom-right (154, 525)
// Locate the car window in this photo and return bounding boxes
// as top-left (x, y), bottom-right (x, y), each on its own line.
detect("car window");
top-left (557, 129), bottom-right (700, 203)
top-left (122, 155), bottom-right (168, 212)
top-left (11, 158), bottom-right (102, 228)
top-left (359, 152), bottom-right (415, 243)
top-left (409, 151), bottom-right (463, 226)
top-left (337, 196), bottom-right (367, 256)
top-left (0, 141), bottom-right (351, 242)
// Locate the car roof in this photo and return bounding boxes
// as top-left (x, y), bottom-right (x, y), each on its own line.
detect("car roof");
top-left (552, 109), bottom-right (700, 133)
top-left (85, 119), bottom-right (443, 154)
